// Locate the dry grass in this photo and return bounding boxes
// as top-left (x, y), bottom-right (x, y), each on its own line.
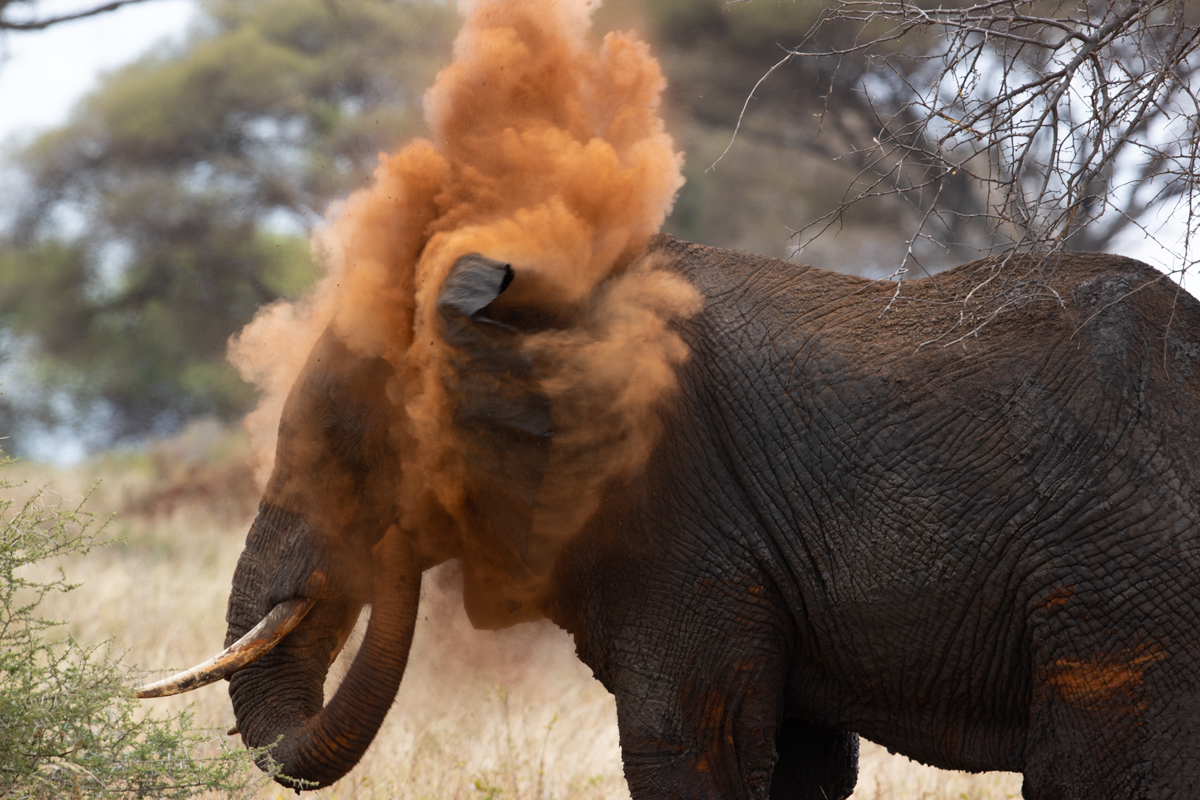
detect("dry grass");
top-left (5, 421), bottom-right (1024, 799)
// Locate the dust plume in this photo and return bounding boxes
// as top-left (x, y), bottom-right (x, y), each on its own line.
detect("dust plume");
top-left (229, 0), bottom-right (699, 624)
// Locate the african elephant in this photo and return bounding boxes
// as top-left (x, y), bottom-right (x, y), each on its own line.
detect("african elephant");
top-left (142, 234), bottom-right (1200, 799)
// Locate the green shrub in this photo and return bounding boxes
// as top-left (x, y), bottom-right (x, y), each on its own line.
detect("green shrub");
top-left (0, 455), bottom-right (262, 799)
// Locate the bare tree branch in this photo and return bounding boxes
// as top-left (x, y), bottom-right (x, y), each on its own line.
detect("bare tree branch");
top-left (730, 0), bottom-right (1200, 311)
top-left (0, 0), bottom-right (157, 32)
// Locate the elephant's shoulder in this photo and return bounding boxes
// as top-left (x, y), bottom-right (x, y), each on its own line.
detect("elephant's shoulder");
top-left (1032, 252), bottom-right (1199, 344)
top-left (1053, 252), bottom-right (1187, 317)
top-left (898, 251), bottom-right (1187, 331)
top-left (925, 251), bottom-right (1173, 309)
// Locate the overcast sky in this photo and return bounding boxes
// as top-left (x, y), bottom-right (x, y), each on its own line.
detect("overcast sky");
top-left (0, 0), bottom-right (195, 146)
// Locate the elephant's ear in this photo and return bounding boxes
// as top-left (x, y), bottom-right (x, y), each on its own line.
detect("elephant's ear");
top-left (437, 253), bottom-right (552, 628)
top-left (437, 253), bottom-right (516, 319)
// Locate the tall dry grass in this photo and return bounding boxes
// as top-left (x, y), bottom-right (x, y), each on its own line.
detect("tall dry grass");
top-left (6, 421), bottom-right (1023, 799)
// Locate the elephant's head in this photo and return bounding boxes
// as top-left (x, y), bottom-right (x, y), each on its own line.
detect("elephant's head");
top-left (137, 254), bottom-right (553, 789)
top-left (137, 245), bottom-right (694, 788)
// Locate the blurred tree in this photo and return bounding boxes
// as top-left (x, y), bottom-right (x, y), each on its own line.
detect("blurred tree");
top-left (0, 0), bottom-right (456, 451)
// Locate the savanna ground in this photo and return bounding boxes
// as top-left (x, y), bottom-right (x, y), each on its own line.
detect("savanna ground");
top-left (5, 421), bottom-right (1024, 800)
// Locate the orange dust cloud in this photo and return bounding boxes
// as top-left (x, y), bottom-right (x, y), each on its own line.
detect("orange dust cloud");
top-left (229, 0), bottom-right (700, 626)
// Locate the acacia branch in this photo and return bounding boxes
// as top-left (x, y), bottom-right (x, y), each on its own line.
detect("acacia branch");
top-left (730, 0), bottom-right (1199, 296)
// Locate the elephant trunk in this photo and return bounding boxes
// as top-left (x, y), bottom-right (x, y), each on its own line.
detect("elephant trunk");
top-left (228, 526), bottom-right (421, 790)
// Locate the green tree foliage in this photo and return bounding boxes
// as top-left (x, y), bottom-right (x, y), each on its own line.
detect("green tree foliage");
top-left (0, 456), bottom-right (261, 798)
top-left (0, 0), bottom-right (457, 451)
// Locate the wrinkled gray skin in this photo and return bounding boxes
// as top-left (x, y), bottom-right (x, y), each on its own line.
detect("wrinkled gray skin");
top-left (225, 234), bottom-right (1200, 799)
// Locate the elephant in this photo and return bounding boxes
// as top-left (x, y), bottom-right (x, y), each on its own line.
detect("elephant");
top-left (141, 234), bottom-right (1200, 799)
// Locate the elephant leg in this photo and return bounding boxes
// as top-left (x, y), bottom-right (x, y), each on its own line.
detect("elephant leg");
top-left (616, 669), bottom-right (860, 800)
top-left (768, 718), bottom-right (858, 800)
top-left (616, 650), bottom-right (786, 800)
top-left (1022, 675), bottom-right (1200, 799)
top-left (1021, 615), bottom-right (1200, 798)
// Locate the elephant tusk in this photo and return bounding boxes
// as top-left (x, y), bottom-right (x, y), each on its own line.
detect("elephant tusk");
top-left (135, 597), bottom-right (316, 699)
